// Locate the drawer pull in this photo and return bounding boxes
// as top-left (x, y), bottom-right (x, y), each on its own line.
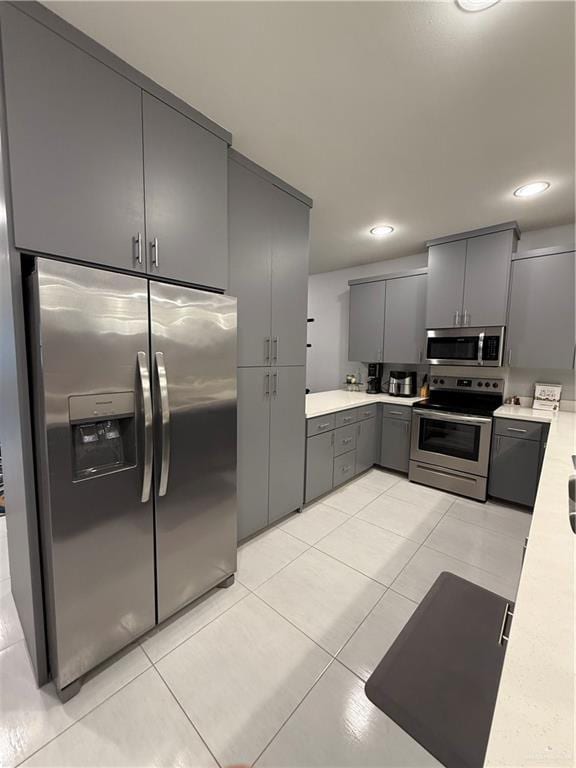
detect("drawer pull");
top-left (318, 422), bottom-right (331, 429)
top-left (343, 416), bottom-right (353, 422)
top-left (342, 438), bottom-right (353, 445)
top-left (507, 427), bottom-right (528, 433)
top-left (341, 465), bottom-right (352, 473)
top-left (388, 410), bottom-right (403, 416)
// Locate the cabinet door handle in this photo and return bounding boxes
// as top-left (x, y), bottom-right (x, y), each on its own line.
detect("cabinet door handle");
top-left (331, 432), bottom-right (335, 446)
top-left (463, 310), bottom-right (470, 326)
top-left (404, 421), bottom-right (410, 433)
top-left (151, 237), bottom-right (159, 269)
top-left (272, 371), bottom-right (278, 396)
top-left (264, 373), bottom-right (270, 397)
top-left (133, 232), bottom-right (143, 265)
top-left (272, 336), bottom-right (279, 363)
top-left (506, 427), bottom-right (527, 433)
top-left (508, 349), bottom-right (512, 366)
top-left (498, 603), bottom-right (514, 646)
top-left (454, 310), bottom-right (461, 326)
top-left (264, 337), bottom-right (271, 364)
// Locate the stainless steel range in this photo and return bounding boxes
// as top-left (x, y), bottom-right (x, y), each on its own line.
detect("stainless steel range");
top-left (409, 376), bottom-right (504, 501)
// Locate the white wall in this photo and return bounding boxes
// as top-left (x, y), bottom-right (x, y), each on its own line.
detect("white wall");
top-left (307, 223), bottom-right (575, 393)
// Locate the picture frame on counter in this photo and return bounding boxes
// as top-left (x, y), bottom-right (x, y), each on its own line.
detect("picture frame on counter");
top-left (532, 382), bottom-right (562, 411)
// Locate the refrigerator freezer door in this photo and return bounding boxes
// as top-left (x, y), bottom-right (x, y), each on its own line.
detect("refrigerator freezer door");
top-left (150, 282), bottom-right (237, 621)
top-left (30, 259), bottom-right (155, 691)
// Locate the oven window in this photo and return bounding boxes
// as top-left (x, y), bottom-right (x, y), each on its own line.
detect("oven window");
top-left (419, 418), bottom-right (481, 461)
top-left (427, 336), bottom-right (479, 361)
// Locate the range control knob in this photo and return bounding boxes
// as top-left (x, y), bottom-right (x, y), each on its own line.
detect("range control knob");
top-left (477, 381), bottom-right (483, 387)
top-left (432, 378), bottom-right (438, 384)
top-left (492, 382), bottom-right (499, 388)
top-left (439, 379), bottom-right (445, 385)
top-left (484, 381), bottom-right (491, 387)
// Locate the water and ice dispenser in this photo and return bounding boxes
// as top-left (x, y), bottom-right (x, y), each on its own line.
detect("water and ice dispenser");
top-left (69, 392), bottom-right (136, 480)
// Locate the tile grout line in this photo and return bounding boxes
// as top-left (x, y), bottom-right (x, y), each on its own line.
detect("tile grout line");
top-left (152, 664), bottom-right (224, 768)
top-left (444, 508), bottom-right (532, 543)
top-left (12, 664), bottom-right (153, 768)
top-left (249, 656), bottom-right (340, 767)
top-left (141, 589), bottom-right (252, 665)
top-left (387, 497), bottom-right (457, 596)
top-left (419, 541), bottom-right (520, 586)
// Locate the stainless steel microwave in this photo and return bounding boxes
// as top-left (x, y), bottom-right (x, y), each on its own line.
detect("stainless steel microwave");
top-left (426, 327), bottom-right (505, 367)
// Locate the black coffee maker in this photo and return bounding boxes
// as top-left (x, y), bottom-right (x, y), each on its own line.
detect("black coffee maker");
top-left (366, 363), bottom-right (383, 394)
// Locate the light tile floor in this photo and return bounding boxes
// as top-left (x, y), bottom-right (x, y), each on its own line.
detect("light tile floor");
top-left (0, 471), bottom-right (530, 767)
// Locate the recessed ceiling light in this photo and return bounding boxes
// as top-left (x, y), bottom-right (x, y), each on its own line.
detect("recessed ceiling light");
top-left (456, 0), bottom-right (501, 11)
top-left (513, 181), bottom-right (551, 198)
top-left (370, 225), bottom-right (394, 237)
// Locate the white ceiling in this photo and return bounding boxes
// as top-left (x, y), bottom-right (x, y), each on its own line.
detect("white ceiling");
top-left (45, 0), bottom-right (575, 273)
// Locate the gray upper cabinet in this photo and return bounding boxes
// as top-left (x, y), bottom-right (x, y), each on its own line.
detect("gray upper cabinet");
top-left (506, 251), bottom-right (576, 369)
top-left (229, 155), bottom-right (311, 368)
top-left (1, 5), bottom-right (145, 271)
top-left (463, 231), bottom-right (513, 327)
top-left (384, 275), bottom-right (427, 363)
top-left (426, 228), bottom-right (516, 328)
top-left (142, 93), bottom-right (228, 288)
top-left (229, 162), bottom-right (272, 366)
top-left (268, 366), bottom-right (306, 524)
top-left (348, 281), bottom-right (386, 362)
top-left (425, 241), bottom-right (466, 329)
top-left (270, 188), bottom-right (310, 366)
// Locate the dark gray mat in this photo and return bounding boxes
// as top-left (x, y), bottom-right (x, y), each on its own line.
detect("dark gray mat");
top-left (365, 572), bottom-right (512, 768)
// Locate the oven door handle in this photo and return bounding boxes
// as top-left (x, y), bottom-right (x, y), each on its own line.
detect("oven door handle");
top-left (413, 408), bottom-right (492, 426)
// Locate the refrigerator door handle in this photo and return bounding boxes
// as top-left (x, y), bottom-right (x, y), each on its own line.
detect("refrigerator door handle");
top-left (137, 351), bottom-right (153, 503)
top-left (155, 351), bottom-right (171, 497)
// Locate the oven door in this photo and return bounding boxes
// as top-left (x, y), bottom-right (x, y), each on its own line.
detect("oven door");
top-left (411, 409), bottom-right (493, 476)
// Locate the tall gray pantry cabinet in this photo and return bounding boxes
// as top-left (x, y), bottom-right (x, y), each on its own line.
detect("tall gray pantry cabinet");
top-left (229, 153), bottom-right (312, 540)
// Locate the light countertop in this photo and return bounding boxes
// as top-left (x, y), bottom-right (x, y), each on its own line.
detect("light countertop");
top-left (305, 389), bottom-right (424, 418)
top-left (494, 404), bottom-right (556, 423)
top-left (485, 408), bottom-right (575, 767)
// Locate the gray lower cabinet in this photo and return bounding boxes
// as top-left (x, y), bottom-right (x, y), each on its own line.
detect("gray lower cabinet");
top-left (488, 434), bottom-right (541, 508)
top-left (383, 274), bottom-right (427, 363)
top-left (305, 405), bottom-right (379, 503)
top-left (380, 415), bottom-right (411, 473)
top-left (356, 417), bottom-right (378, 474)
top-left (142, 93), bottom-right (228, 288)
top-left (305, 431), bottom-right (335, 503)
top-left (506, 251), bottom-right (576, 369)
top-left (1, 4), bottom-right (146, 272)
top-left (268, 367), bottom-right (306, 524)
top-left (426, 240), bottom-right (467, 329)
top-left (229, 155), bottom-right (311, 368)
top-left (236, 368), bottom-right (272, 540)
top-left (348, 281), bottom-right (386, 362)
top-left (237, 366), bottom-right (306, 539)
top-left (488, 417), bottom-right (548, 507)
top-left (333, 452), bottom-right (356, 487)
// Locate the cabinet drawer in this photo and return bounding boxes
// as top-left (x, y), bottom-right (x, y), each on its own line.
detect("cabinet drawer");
top-left (333, 452), bottom-right (356, 487)
top-left (307, 414), bottom-right (336, 436)
top-left (335, 409), bottom-right (357, 428)
top-left (493, 418), bottom-right (542, 442)
top-left (334, 425), bottom-right (357, 457)
top-left (356, 404), bottom-right (378, 422)
top-left (381, 403), bottom-right (412, 421)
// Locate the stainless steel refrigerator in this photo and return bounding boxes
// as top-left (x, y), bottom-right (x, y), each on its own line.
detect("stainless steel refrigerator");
top-left (27, 257), bottom-right (237, 695)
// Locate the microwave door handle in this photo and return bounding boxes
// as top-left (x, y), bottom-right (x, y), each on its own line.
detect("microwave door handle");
top-left (477, 332), bottom-right (485, 366)
top-left (155, 351), bottom-right (171, 497)
top-left (137, 351), bottom-right (153, 503)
